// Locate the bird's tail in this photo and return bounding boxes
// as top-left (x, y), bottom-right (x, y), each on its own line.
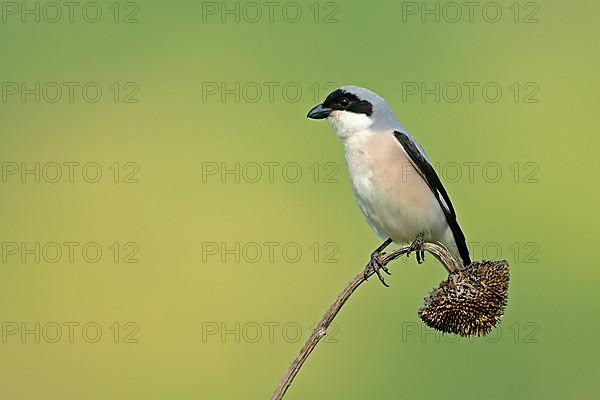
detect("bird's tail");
top-left (440, 227), bottom-right (470, 268)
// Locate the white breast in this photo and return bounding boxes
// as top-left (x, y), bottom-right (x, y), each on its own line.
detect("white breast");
top-left (342, 131), bottom-right (448, 244)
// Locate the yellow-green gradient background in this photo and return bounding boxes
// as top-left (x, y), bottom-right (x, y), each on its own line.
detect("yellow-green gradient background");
top-left (1, 0), bottom-right (598, 398)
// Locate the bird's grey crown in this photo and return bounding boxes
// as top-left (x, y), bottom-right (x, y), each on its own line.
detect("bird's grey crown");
top-left (336, 86), bottom-right (431, 163)
top-left (338, 85), bottom-right (406, 133)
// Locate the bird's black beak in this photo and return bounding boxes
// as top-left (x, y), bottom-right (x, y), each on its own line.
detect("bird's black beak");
top-left (307, 104), bottom-right (332, 119)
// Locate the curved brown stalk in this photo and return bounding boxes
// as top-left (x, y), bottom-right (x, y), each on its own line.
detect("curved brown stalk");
top-left (271, 242), bottom-right (459, 399)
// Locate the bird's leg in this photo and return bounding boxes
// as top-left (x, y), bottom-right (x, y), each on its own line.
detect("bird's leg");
top-left (364, 238), bottom-right (393, 287)
top-left (407, 233), bottom-right (426, 264)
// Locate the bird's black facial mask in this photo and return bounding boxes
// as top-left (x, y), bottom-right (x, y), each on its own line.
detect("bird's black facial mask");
top-left (307, 89), bottom-right (373, 119)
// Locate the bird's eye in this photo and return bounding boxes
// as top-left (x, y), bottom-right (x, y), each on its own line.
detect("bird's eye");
top-left (339, 97), bottom-right (350, 107)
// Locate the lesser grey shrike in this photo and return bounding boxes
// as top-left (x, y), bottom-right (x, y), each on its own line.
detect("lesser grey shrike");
top-left (307, 86), bottom-right (471, 286)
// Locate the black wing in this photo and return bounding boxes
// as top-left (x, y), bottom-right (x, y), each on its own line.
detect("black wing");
top-left (393, 131), bottom-right (471, 266)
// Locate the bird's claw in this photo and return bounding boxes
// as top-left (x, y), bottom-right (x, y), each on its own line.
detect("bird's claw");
top-left (407, 233), bottom-right (426, 264)
top-left (364, 251), bottom-right (390, 287)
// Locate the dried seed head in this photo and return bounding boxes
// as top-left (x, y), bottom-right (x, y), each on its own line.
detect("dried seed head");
top-left (418, 260), bottom-right (510, 337)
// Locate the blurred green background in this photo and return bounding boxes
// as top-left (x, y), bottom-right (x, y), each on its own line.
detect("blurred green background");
top-left (1, 0), bottom-right (598, 398)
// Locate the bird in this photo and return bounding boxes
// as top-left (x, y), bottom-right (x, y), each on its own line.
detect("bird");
top-left (307, 86), bottom-right (471, 286)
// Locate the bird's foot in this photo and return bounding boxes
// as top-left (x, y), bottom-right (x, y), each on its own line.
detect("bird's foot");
top-left (407, 233), bottom-right (426, 264)
top-left (363, 238), bottom-right (393, 287)
top-left (363, 251), bottom-right (390, 287)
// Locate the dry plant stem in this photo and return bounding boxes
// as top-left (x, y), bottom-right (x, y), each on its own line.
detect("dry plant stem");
top-left (271, 242), bottom-right (459, 400)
